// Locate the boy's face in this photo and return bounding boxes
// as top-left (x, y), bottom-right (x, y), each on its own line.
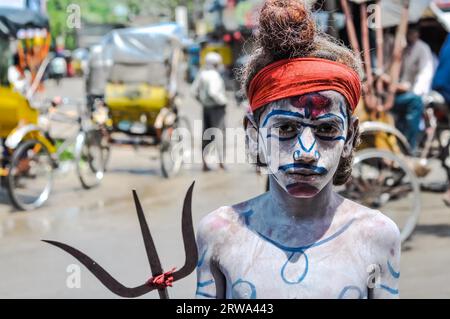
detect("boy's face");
top-left (257, 90), bottom-right (352, 198)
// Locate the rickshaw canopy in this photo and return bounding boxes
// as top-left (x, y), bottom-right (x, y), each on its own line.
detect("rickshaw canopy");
top-left (92, 23), bottom-right (185, 86)
top-left (100, 23), bottom-right (185, 65)
top-left (92, 23), bottom-right (187, 124)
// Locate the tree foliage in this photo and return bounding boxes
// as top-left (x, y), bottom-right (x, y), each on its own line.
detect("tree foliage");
top-left (47, 0), bottom-right (202, 49)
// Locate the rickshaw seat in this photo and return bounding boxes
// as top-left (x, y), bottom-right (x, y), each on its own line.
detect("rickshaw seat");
top-left (0, 86), bottom-right (38, 138)
top-left (105, 83), bottom-right (169, 128)
top-left (355, 99), bottom-right (402, 154)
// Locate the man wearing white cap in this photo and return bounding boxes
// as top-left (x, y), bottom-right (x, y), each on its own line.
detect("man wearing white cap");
top-left (191, 51), bottom-right (228, 171)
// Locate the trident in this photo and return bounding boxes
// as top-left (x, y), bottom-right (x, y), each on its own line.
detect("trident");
top-left (43, 182), bottom-right (198, 299)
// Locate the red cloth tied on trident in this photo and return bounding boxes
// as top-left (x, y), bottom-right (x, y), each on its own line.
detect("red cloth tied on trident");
top-left (247, 57), bottom-right (361, 113)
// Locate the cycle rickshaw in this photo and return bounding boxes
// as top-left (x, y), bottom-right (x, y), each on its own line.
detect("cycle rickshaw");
top-left (337, 0), bottom-right (450, 243)
top-left (0, 8), bottom-right (106, 210)
top-left (86, 23), bottom-right (191, 178)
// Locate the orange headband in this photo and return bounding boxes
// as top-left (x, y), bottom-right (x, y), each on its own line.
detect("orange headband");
top-left (247, 57), bottom-right (361, 113)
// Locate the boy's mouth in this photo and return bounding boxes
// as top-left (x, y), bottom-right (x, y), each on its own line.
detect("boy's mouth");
top-left (279, 163), bottom-right (328, 175)
top-left (288, 168), bottom-right (321, 176)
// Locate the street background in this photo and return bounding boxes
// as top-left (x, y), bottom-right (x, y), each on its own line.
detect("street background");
top-left (0, 78), bottom-right (449, 298)
top-left (2, 0), bottom-right (450, 299)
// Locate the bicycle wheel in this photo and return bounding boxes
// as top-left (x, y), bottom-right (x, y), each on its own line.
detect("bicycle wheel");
top-left (338, 148), bottom-right (421, 243)
top-left (6, 139), bottom-right (53, 210)
top-left (160, 116), bottom-right (191, 178)
top-left (75, 129), bottom-right (105, 189)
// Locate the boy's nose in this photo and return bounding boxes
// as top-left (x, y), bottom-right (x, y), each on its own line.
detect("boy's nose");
top-left (294, 127), bottom-right (318, 163)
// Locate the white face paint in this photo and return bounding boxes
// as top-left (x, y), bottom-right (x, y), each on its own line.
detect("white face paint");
top-left (257, 90), bottom-right (350, 198)
top-left (196, 91), bottom-right (401, 300)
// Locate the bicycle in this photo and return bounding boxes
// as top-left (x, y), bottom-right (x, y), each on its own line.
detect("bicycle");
top-left (3, 97), bottom-right (108, 210)
top-left (338, 92), bottom-right (450, 242)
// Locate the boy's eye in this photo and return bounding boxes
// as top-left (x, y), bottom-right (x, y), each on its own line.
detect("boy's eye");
top-left (277, 124), bottom-right (297, 136)
top-left (279, 124), bottom-right (295, 132)
top-left (315, 123), bottom-right (338, 135)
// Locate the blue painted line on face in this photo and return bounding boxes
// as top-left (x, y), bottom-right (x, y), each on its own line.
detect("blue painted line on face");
top-left (315, 113), bottom-right (345, 130)
top-left (195, 291), bottom-right (216, 298)
top-left (338, 285), bottom-right (364, 299)
top-left (232, 279), bottom-right (257, 299)
top-left (279, 163), bottom-right (328, 175)
top-left (314, 150), bottom-right (321, 160)
top-left (197, 279), bottom-right (215, 288)
top-left (339, 102), bottom-right (348, 120)
top-left (387, 260), bottom-right (400, 279)
top-left (298, 134), bottom-right (316, 153)
top-left (379, 284), bottom-right (399, 295)
top-left (281, 251), bottom-right (309, 285)
top-left (268, 131), bottom-right (344, 143)
top-left (317, 135), bottom-right (346, 142)
top-left (267, 133), bottom-right (296, 142)
top-left (261, 109), bottom-right (305, 127)
top-left (197, 249), bottom-right (207, 267)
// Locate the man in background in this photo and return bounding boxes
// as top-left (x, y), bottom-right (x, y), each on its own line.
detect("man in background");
top-left (390, 24), bottom-right (434, 151)
top-left (8, 54), bottom-right (30, 95)
top-left (432, 34), bottom-right (450, 206)
top-left (191, 52), bottom-right (228, 172)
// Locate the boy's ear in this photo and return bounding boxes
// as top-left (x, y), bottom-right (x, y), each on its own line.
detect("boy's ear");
top-left (245, 114), bottom-right (259, 163)
top-left (244, 114), bottom-right (258, 143)
top-left (342, 116), bottom-right (359, 158)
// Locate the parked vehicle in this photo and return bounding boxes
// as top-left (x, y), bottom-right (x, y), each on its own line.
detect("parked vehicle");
top-left (86, 23), bottom-right (191, 178)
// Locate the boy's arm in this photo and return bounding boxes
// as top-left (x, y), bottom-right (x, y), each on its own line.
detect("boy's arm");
top-left (195, 215), bottom-right (226, 299)
top-left (369, 216), bottom-right (401, 299)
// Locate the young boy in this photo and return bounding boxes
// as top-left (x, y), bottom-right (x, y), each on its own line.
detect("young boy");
top-left (195, 0), bottom-right (400, 299)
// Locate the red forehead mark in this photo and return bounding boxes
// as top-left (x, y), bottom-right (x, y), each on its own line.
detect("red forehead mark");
top-left (290, 93), bottom-right (332, 118)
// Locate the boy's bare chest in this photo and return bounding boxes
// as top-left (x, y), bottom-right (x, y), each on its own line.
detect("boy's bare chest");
top-left (216, 219), bottom-right (370, 299)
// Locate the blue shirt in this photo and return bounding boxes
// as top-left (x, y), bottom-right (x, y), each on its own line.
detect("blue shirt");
top-left (432, 34), bottom-right (450, 104)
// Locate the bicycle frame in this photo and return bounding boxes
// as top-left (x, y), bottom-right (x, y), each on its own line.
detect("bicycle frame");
top-left (359, 121), bottom-right (413, 155)
top-left (6, 97), bottom-right (95, 164)
top-left (360, 103), bottom-right (443, 163)
top-left (5, 124), bottom-right (57, 154)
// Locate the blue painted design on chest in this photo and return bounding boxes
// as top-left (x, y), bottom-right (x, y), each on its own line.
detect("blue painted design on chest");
top-left (197, 249), bottom-right (208, 268)
top-left (338, 285), bottom-right (365, 299)
top-left (387, 260), bottom-right (400, 279)
top-left (241, 209), bottom-right (355, 286)
top-left (379, 284), bottom-right (399, 295)
top-left (231, 279), bottom-right (257, 299)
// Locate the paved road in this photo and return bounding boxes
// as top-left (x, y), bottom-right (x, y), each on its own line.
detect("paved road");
top-left (0, 78), bottom-right (449, 298)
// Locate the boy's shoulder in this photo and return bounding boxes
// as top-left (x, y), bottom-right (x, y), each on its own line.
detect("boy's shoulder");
top-left (340, 197), bottom-right (401, 250)
top-left (196, 198), bottom-right (256, 245)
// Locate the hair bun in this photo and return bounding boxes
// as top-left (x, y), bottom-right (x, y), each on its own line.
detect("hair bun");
top-left (258, 0), bottom-right (316, 59)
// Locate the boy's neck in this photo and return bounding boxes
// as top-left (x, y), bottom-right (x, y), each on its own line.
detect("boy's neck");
top-left (267, 176), bottom-right (340, 222)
